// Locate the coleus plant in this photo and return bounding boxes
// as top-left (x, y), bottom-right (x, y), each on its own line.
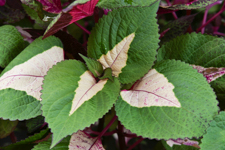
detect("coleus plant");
top-left (0, 0), bottom-right (225, 149)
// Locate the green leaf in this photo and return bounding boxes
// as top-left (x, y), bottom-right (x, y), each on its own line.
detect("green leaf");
top-left (210, 76), bottom-right (225, 110)
top-left (0, 25), bottom-right (25, 68)
top-left (79, 54), bottom-right (103, 77)
top-left (22, 4), bottom-right (48, 28)
top-left (88, 2), bottom-right (160, 84)
top-left (97, 0), bottom-right (157, 9)
top-left (115, 60), bottom-right (219, 140)
top-left (33, 135), bottom-right (70, 150)
top-left (41, 60), bottom-right (120, 148)
top-left (26, 116), bottom-right (45, 133)
top-left (200, 111), bottom-right (225, 150)
top-left (0, 89), bottom-right (42, 120)
top-left (157, 32), bottom-right (225, 67)
top-left (160, 14), bottom-right (196, 45)
top-left (1, 128), bottom-right (50, 150)
top-left (0, 119), bottom-right (18, 139)
top-left (160, 0), bottom-right (218, 10)
top-left (0, 36), bottom-right (64, 120)
top-left (99, 68), bottom-right (113, 81)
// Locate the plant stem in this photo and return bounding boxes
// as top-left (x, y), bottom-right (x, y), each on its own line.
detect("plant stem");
top-left (9, 132), bottom-right (17, 143)
top-left (117, 121), bottom-right (126, 150)
top-left (165, 0), bottom-right (178, 19)
top-left (127, 137), bottom-right (144, 150)
top-left (197, 1), bottom-right (224, 32)
top-left (74, 22), bottom-right (90, 35)
top-left (89, 115), bottom-right (118, 149)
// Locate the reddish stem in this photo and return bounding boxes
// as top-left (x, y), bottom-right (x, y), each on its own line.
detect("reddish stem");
top-left (165, 0), bottom-right (178, 19)
top-left (117, 121), bottom-right (126, 150)
top-left (197, 1), bottom-right (225, 32)
top-left (40, 122), bottom-right (48, 129)
top-left (74, 22), bottom-right (90, 35)
top-left (127, 137), bottom-right (144, 150)
top-left (89, 115), bottom-right (118, 149)
top-left (9, 132), bottom-right (17, 143)
top-left (124, 133), bottom-right (138, 138)
top-left (213, 31), bottom-right (225, 36)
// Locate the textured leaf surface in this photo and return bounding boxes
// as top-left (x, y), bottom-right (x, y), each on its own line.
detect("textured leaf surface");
top-left (0, 25), bottom-right (25, 68)
top-left (33, 135), bottom-right (70, 150)
top-left (37, 0), bottom-right (62, 14)
top-left (160, 0), bottom-right (218, 10)
top-left (0, 1), bottom-right (25, 24)
top-left (26, 116), bottom-right (45, 133)
top-left (115, 60), bottom-right (219, 140)
top-left (120, 68), bottom-right (181, 107)
top-left (22, 4), bottom-right (45, 27)
top-left (0, 119), bottom-right (18, 139)
top-left (41, 60), bottom-right (120, 148)
top-left (97, 0), bottom-right (157, 9)
top-left (69, 130), bottom-right (105, 150)
top-left (0, 89), bottom-right (42, 120)
top-left (157, 33), bottom-right (225, 110)
top-left (160, 14), bottom-right (196, 45)
top-left (0, 36), bottom-right (63, 120)
top-left (0, 37), bottom-right (64, 100)
top-left (43, 0), bottom-right (98, 39)
top-left (210, 76), bottom-right (225, 110)
top-left (88, 2), bottom-right (160, 84)
top-left (98, 33), bottom-right (135, 77)
top-left (2, 128), bottom-right (50, 150)
top-left (200, 111), bottom-right (225, 150)
top-left (157, 33), bottom-right (225, 67)
top-left (80, 54), bottom-right (103, 77)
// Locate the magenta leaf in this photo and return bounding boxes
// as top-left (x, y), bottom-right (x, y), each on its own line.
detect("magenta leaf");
top-left (36, 0), bottom-right (62, 14)
top-left (43, 0), bottom-right (99, 39)
top-left (0, 0), bottom-right (5, 6)
top-left (192, 65), bottom-right (225, 83)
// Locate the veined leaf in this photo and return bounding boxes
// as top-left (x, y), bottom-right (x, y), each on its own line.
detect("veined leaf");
top-left (69, 130), bottom-right (105, 150)
top-left (157, 33), bottom-right (225, 110)
top-left (115, 60), bottom-right (219, 140)
top-left (1, 128), bottom-right (50, 150)
top-left (88, 2), bottom-right (160, 84)
top-left (210, 76), bottom-right (225, 110)
top-left (79, 54), bottom-right (103, 77)
top-left (41, 60), bottom-right (120, 148)
top-left (33, 135), bottom-right (70, 150)
top-left (157, 33), bottom-right (225, 67)
top-left (160, 0), bottom-right (218, 10)
top-left (160, 14), bottom-right (196, 45)
top-left (43, 0), bottom-right (98, 39)
top-left (97, 0), bottom-right (157, 9)
top-left (0, 119), bottom-right (18, 139)
top-left (200, 111), bottom-right (225, 150)
top-left (0, 36), bottom-right (63, 120)
top-left (120, 68), bottom-right (181, 108)
top-left (0, 25), bottom-right (25, 68)
top-left (98, 33), bottom-right (135, 77)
